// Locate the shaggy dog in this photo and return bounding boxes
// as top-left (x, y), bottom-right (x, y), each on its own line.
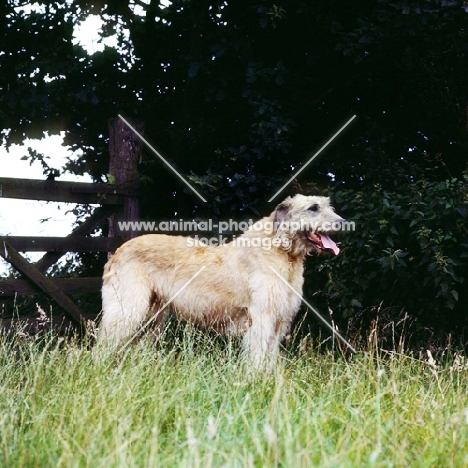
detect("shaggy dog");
top-left (98, 194), bottom-right (344, 369)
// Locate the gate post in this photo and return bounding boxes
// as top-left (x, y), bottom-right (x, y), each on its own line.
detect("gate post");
top-left (107, 117), bottom-right (143, 247)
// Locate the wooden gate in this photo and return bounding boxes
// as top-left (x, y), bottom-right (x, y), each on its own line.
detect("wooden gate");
top-left (0, 117), bottom-right (143, 330)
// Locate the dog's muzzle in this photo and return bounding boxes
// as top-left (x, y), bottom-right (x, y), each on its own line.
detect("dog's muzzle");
top-left (305, 217), bottom-right (345, 255)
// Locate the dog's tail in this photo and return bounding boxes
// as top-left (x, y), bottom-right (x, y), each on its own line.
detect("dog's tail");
top-left (97, 262), bottom-right (156, 350)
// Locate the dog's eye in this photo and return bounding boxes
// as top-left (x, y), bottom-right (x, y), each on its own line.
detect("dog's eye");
top-left (308, 204), bottom-right (320, 212)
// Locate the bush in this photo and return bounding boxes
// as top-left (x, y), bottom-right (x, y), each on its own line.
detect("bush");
top-left (302, 167), bottom-right (468, 348)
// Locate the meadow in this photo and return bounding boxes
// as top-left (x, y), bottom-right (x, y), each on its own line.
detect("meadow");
top-left (0, 325), bottom-right (467, 468)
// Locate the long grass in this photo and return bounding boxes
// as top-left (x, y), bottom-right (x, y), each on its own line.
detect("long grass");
top-left (0, 325), bottom-right (467, 467)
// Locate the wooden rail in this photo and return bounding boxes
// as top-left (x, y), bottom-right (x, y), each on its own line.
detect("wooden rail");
top-left (0, 277), bottom-right (102, 296)
top-left (0, 177), bottom-right (127, 205)
top-left (0, 236), bottom-right (121, 253)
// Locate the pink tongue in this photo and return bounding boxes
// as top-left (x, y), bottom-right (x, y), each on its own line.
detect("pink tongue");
top-left (320, 234), bottom-right (340, 255)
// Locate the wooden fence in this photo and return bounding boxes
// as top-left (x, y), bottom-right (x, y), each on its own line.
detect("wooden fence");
top-left (0, 117), bottom-right (144, 330)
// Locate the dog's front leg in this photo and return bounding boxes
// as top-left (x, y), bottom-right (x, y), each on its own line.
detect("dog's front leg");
top-left (242, 280), bottom-right (292, 372)
top-left (242, 312), bottom-right (280, 372)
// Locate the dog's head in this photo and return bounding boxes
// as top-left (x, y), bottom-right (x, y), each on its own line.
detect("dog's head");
top-left (273, 194), bottom-right (345, 257)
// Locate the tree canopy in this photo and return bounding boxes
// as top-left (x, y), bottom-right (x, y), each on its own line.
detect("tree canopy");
top-left (2, 1), bottom-right (467, 195)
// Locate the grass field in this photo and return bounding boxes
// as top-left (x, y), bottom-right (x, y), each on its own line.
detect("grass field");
top-left (0, 325), bottom-right (467, 467)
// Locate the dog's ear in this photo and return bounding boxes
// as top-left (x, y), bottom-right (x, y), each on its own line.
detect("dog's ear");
top-left (274, 197), bottom-right (291, 224)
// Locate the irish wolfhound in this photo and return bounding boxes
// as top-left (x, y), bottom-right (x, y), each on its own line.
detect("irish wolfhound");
top-left (98, 194), bottom-right (344, 369)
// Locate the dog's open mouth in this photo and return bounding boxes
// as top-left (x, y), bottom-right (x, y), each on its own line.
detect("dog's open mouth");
top-left (305, 232), bottom-right (340, 255)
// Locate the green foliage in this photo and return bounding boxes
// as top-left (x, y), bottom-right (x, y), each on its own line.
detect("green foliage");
top-left (304, 165), bottom-right (468, 337)
top-left (2, 1), bottom-right (467, 198)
